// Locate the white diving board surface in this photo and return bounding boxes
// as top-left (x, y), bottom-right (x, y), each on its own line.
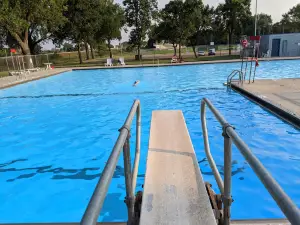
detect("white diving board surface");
top-left (140, 110), bottom-right (217, 225)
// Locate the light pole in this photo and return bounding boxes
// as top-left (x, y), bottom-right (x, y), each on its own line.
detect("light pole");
top-left (254, 0), bottom-right (258, 36)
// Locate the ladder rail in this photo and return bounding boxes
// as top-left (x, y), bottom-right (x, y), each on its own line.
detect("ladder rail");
top-left (80, 100), bottom-right (141, 225)
top-left (227, 70), bottom-right (243, 86)
top-left (201, 98), bottom-right (300, 225)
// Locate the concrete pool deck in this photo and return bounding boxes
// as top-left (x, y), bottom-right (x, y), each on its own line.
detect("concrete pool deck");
top-left (0, 68), bottom-right (71, 89)
top-left (231, 79), bottom-right (300, 128)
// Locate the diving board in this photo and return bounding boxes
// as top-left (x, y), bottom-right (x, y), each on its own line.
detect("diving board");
top-left (139, 110), bottom-right (217, 225)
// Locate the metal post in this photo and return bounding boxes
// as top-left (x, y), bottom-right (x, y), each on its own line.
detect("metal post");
top-left (249, 58), bottom-right (253, 84)
top-left (254, 0), bottom-right (258, 37)
top-left (201, 102), bottom-right (224, 194)
top-left (5, 50), bottom-right (10, 71)
top-left (223, 128), bottom-right (232, 225)
top-left (123, 135), bottom-right (134, 225)
top-left (244, 57), bottom-right (248, 81)
top-left (131, 104), bottom-right (141, 195)
top-left (11, 53), bottom-right (16, 71)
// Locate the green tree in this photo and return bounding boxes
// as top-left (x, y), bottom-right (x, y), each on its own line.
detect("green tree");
top-left (53, 0), bottom-right (102, 64)
top-left (0, 0), bottom-right (66, 61)
top-left (215, 0), bottom-right (251, 55)
top-left (159, 0), bottom-right (203, 59)
top-left (123, 0), bottom-right (158, 59)
top-left (256, 13), bottom-right (273, 35)
top-left (187, 4), bottom-right (214, 58)
top-left (100, 2), bottom-right (125, 58)
top-left (279, 4), bottom-right (300, 33)
top-left (62, 42), bottom-right (75, 52)
top-left (153, 21), bottom-right (179, 56)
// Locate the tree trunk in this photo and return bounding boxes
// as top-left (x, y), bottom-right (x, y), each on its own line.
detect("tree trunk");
top-left (108, 39), bottom-right (112, 58)
top-left (9, 30), bottom-right (34, 69)
top-left (90, 44), bottom-right (95, 59)
top-left (172, 43), bottom-right (177, 56)
top-left (137, 45), bottom-right (141, 59)
top-left (85, 42), bottom-right (90, 60)
top-left (179, 43), bottom-right (182, 61)
top-left (77, 43), bottom-right (83, 64)
top-left (228, 32), bottom-right (232, 55)
top-left (192, 46), bottom-right (197, 58)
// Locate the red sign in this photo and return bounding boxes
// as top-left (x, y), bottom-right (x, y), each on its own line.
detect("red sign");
top-left (10, 49), bottom-right (16, 53)
top-left (250, 36), bottom-right (261, 41)
top-left (241, 39), bottom-right (248, 48)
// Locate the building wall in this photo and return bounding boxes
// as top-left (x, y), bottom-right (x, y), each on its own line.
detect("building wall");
top-left (266, 33), bottom-right (300, 57)
top-left (260, 35), bottom-right (270, 56)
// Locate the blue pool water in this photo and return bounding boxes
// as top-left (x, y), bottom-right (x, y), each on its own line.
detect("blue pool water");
top-left (0, 60), bottom-right (300, 222)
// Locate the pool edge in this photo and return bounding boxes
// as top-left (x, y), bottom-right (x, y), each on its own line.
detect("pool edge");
top-left (231, 83), bottom-right (300, 130)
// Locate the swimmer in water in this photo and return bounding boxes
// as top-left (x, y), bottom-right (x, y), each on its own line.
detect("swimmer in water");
top-left (133, 80), bottom-right (140, 86)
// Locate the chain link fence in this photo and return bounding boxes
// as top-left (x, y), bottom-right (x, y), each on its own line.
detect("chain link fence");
top-left (0, 45), bottom-right (242, 76)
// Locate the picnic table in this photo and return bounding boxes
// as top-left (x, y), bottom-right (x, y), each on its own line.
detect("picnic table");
top-left (44, 63), bottom-right (53, 70)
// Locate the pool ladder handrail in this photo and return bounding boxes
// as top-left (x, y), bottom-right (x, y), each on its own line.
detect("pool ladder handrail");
top-left (80, 100), bottom-right (141, 225)
top-left (201, 98), bottom-right (300, 225)
top-left (227, 70), bottom-right (243, 86)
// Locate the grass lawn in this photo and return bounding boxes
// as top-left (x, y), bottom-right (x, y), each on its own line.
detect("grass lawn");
top-left (0, 71), bottom-right (9, 78)
top-left (53, 55), bottom-right (240, 68)
top-left (0, 55), bottom-right (240, 78)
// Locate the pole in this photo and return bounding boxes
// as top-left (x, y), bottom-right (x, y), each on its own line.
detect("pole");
top-left (223, 133), bottom-right (232, 225)
top-left (254, 0), bottom-right (258, 37)
top-left (123, 136), bottom-right (134, 225)
top-left (5, 49), bottom-right (10, 71)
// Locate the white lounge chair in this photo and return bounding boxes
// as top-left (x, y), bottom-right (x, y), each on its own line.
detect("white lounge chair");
top-left (26, 67), bottom-right (41, 73)
top-left (105, 58), bottom-right (113, 66)
top-left (118, 57), bottom-right (126, 66)
top-left (171, 56), bottom-right (178, 63)
top-left (263, 50), bottom-right (271, 58)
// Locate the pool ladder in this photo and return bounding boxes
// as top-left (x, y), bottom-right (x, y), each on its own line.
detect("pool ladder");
top-left (78, 99), bottom-right (300, 225)
top-left (226, 70), bottom-right (244, 86)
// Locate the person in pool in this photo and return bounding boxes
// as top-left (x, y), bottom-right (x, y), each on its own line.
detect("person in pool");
top-left (133, 80), bottom-right (140, 86)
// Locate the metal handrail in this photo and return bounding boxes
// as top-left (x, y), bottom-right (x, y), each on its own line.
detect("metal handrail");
top-left (80, 100), bottom-right (141, 225)
top-left (227, 70), bottom-right (243, 86)
top-left (201, 98), bottom-right (300, 225)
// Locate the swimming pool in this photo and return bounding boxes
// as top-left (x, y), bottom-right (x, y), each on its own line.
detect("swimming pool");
top-left (0, 60), bottom-right (299, 222)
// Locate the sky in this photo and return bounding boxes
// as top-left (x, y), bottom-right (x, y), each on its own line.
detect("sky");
top-left (43, 0), bottom-right (299, 50)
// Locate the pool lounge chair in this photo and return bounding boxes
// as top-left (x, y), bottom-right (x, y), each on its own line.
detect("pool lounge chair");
top-left (26, 67), bottom-right (41, 73)
top-left (105, 58), bottom-right (113, 67)
top-left (118, 57), bottom-right (126, 66)
top-left (171, 56), bottom-right (178, 63)
top-left (263, 50), bottom-right (271, 58)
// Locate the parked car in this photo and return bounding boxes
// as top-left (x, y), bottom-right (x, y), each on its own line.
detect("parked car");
top-left (198, 51), bottom-right (205, 56)
top-left (208, 49), bottom-right (216, 56)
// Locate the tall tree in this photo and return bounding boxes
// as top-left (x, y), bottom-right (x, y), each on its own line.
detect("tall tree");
top-left (187, 4), bottom-right (214, 58)
top-left (101, 2), bottom-right (125, 58)
top-left (159, 0), bottom-right (203, 59)
top-left (153, 21), bottom-right (179, 56)
top-left (256, 13), bottom-right (273, 35)
top-left (123, 0), bottom-right (158, 59)
top-left (0, 0), bottom-right (66, 65)
top-left (280, 4), bottom-right (300, 33)
top-left (215, 0), bottom-right (251, 55)
top-left (52, 0), bottom-right (102, 64)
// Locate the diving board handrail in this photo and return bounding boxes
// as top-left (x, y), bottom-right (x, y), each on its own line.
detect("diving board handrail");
top-left (81, 100), bottom-right (141, 225)
top-left (201, 98), bottom-right (300, 225)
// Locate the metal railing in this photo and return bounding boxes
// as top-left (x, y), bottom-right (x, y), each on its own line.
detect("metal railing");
top-left (80, 100), bottom-right (141, 225)
top-left (201, 98), bottom-right (300, 225)
top-left (226, 70), bottom-right (243, 86)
